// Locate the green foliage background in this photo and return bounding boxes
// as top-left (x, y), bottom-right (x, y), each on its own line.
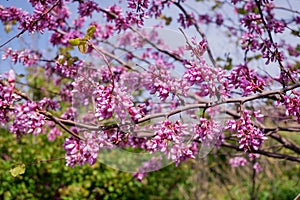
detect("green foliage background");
top-left (1, 127), bottom-right (299, 200)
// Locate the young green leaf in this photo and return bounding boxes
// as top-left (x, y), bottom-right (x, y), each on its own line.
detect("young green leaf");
top-left (86, 25), bottom-right (96, 39)
top-left (69, 38), bottom-right (81, 46)
top-left (10, 164), bottom-right (26, 177)
top-left (78, 42), bottom-right (88, 54)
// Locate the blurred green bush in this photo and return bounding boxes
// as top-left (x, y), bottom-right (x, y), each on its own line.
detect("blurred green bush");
top-left (1, 127), bottom-right (299, 199)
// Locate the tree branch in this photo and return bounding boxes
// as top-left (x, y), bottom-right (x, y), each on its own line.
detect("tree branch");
top-left (222, 141), bottom-right (300, 162)
top-left (171, 0), bottom-right (217, 67)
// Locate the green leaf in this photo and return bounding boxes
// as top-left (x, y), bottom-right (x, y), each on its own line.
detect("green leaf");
top-left (10, 164), bottom-right (26, 177)
top-left (4, 23), bottom-right (12, 33)
top-left (224, 57), bottom-right (232, 70)
top-left (17, 74), bottom-right (25, 78)
top-left (211, 1), bottom-right (222, 10)
top-left (237, 8), bottom-right (247, 14)
top-left (86, 25), bottom-right (96, 39)
top-left (165, 17), bottom-right (172, 26)
top-left (68, 38), bottom-right (81, 46)
top-left (216, 57), bottom-right (224, 62)
top-left (291, 30), bottom-right (300, 37)
top-left (78, 42), bottom-right (88, 54)
top-left (159, 14), bottom-right (172, 26)
top-left (295, 44), bottom-right (300, 52)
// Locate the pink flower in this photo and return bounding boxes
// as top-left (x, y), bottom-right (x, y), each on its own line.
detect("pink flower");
top-left (253, 162), bottom-right (263, 173)
top-left (226, 110), bottom-right (267, 152)
top-left (229, 157), bottom-right (248, 167)
top-left (281, 91), bottom-right (300, 123)
top-left (93, 85), bottom-right (115, 121)
top-left (77, 0), bottom-right (99, 17)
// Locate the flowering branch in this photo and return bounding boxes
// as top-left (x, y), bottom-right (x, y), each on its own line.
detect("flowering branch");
top-left (0, 0), bottom-right (61, 48)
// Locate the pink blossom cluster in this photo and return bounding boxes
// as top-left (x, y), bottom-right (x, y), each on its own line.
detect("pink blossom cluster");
top-left (183, 61), bottom-right (229, 98)
top-left (1, 2), bottom-right (72, 48)
top-left (105, 4), bottom-right (129, 31)
top-left (143, 65), bottom-right (180, 101)
top-left (60, 83), bottom-right (73, 102)
top-left (237, 0), bottom-right (287, 65)
top-left (178, 12), bottom-right (195, 28)
top-left (5, 2), bottom-right (69, 33)
top-left (50, 29), bottom-right (82, 46)
top-left (44, 58), bottom-right (84, 78)
top-left (127, 0), bottom-right (172, 26)
top-left (63, 130), bottom-right (115, 167)
top-left (2, 48), bottom-right (40, 67)
top-left (227, 64), bottom-right (266, 96)
top-left (0, 70), bottom-right (19, 125)
top-left (39, 97), bottom-right (60, 111)
top-left (77, 0), bottom-right (99, 17)
top-left (186, 38), bottom-right (207, 58)
top-left (0, 5), bottom-right (24, 24)
top-left (28, 0), bottom-right (63, 6)
top-left (61, 107), bottom-right (78, 121)
top-left (281, 91), bottom-right (300, 123)
top-left (113, 85), bottom-right (145, 122)
top-left (98, 65), bottom-right (125, 84)
top-left (226, 110), bottom-right (267, 152)
top-left (93, 84), bottom-right (115, 121)
top-left (229, 157), bottom-right (247, 167)
top-left (229, 155), bottom-right (263, 173)
top-left (146, 120), bottom-right (197, 165)
top-left (1, 70), bottom-right (60, 137)
top-left (10, 101), bottom-right (45, 136)
top-left (194, 118), bottom-right (224, 148)
top-left (103, 1), bottom-right (169, 30)
top-left (63, 133), bottom-right (98, 167)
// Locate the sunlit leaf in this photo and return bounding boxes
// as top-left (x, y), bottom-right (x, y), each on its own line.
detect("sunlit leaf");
top-left (10, 164), bottom-right (26, 177)
top-left (4, 23), bottom-right (12, 33)
top-left (212, 1), bottom-right (222, 10)
top-left (237, 8), bottom-right (247, 14)
top-left (78, 42), bottom-right (88, 54)
top-left (159, 15), bottom-right (172, 26)
top-left (291, 30), bottom-right (300, 37)
top-left (17, 74), bottom-right (25, 78)
top-left (86, 25), bottom-right (96, 39)
top-left (68, 38), bottom-right (81, 46)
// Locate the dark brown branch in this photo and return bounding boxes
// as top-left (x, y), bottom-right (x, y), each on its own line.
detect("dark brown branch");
top-left (269, 132), bottom-right (300, 154)
top-left (137, 83), bottom-right (300, 124)
top-left (171, 0), bottom-right (217, 67)
top-left (96, 47), bottom-right (134, 70)
top-left (129, 27), bottom-right (185, 63)
top-left (39, 110), bottom-right (84, 140)
top-left (225, 83), bottom-right (300, 104)
top-left (222, 141), bottom-right (300, 162)
top-left (101, 40), bottom-right (152, 65)
top-left (255, 0), bottom-right (296, 84)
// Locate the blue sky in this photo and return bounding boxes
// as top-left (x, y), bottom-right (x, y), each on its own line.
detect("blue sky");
top-left (0, 0), bottom-right (299, 78)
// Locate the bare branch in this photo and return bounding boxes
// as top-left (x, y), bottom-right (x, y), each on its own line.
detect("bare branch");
top-left (222, 141), bottom-right (300, 162)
